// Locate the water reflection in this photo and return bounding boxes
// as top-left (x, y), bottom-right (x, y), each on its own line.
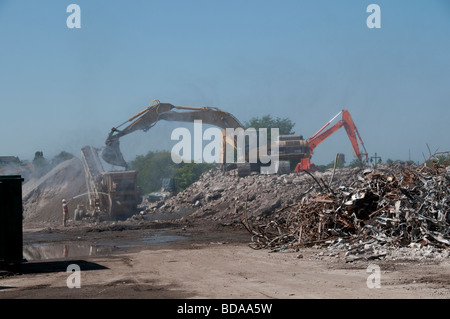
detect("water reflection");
top-left (23, 229), bottom-right (189, 261)
top-left (23, 244), bottom-right (114, 261)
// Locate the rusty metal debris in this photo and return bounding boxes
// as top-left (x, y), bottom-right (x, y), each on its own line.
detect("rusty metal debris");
top-left (242, 156), bottom-right (450, 252)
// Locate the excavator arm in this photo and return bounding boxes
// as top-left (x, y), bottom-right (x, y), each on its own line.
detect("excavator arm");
top-left (295, 110), bottom-right (368, 172)
top-left (101, 100), bottom-right (244, 168)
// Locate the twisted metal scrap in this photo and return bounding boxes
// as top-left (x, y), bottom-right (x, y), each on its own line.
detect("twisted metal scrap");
top-left (242, 195), bottom-right (338, 251)
top-left (363, 163), bottom-right (450, 247)
top-left (243, 160), bottom-right (449, 251)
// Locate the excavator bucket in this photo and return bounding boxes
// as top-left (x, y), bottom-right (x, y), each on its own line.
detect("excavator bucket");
top-left (100, 134), bottom-right (128, 168)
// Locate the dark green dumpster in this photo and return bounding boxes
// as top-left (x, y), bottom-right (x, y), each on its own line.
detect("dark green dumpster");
top-left (0, 175), bottom-right (24, 269)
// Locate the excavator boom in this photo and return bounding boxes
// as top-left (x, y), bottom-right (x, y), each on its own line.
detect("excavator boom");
top-left (101, 100), bottom-right (245, 167)
top-left (341, 110), bottom-right (368, 162)
top-left (295, 109), bottom-right (368, 172)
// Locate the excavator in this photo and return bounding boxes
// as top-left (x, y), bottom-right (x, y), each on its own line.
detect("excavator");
top-left (294, 109), bottom-right (369, 172)
top-left (101, 100), bottom-right (243, 168)
top-left (100, 99), bottom-right (367, 176)
top-left (100, 99), bottom-right (309, 175)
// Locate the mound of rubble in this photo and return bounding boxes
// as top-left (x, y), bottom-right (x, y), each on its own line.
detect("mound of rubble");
top-left (244, 162), bottom-right (449, 253)
top-left (22, 157), bottom-right (87, 227)
top-left (141, 166), bottom-right (369, 223)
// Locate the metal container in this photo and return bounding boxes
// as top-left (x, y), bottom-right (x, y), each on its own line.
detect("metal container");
top-left (0, 175), bottom-right (24, 268)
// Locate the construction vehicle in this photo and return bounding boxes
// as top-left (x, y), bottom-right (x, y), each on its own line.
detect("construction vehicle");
top-left (100, 99), bottom-right (309, 175)
top-left (81, 146), bottom-right (140, 220)
top-left (99, 100), bottom-right (367, 176)
top-left (294, 109), bottom-right (368, 172)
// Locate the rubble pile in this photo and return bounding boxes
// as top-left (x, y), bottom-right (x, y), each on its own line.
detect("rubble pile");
top-left (22, 158), bottom-right (87, 226)
top-left (141, 167), bottom-right (362, 223)
top-left (244, 161), bottom-right (450, 252)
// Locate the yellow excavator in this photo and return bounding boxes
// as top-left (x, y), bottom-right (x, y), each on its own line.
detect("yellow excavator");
top-left (100, 99), bottom-right (309, 175)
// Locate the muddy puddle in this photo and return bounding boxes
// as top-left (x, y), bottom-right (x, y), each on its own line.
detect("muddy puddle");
top-left (23, 230), bottom-right (189, 261)
top-left (23, 244), bottom-right (114, 261)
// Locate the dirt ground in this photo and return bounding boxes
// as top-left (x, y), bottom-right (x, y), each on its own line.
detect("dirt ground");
top-left (1, 220), bottom-right (449, 300)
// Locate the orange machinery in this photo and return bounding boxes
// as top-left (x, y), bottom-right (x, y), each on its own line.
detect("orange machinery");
top-left (294, 110), bottom-right (368, 172)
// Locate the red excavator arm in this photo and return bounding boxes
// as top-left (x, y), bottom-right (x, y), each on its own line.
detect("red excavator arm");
top-left (295, 110), bottom-right (368, 172)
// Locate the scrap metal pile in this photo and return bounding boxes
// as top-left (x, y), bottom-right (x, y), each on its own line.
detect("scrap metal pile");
top-left (243, 159), bottom-right (449, 251)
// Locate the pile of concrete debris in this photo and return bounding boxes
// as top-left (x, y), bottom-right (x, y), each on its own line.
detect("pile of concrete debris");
top-left (243, 161), bottom-right (450, 253)
top-left (22, 157), bottom-right (87, 227)
top-left (139, 166), bottom-right (364, 223)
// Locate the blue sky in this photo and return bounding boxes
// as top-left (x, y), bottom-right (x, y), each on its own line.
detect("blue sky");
top-left (1, 0), bottom-right (449, 166)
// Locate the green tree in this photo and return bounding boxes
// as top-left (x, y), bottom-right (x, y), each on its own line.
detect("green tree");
top-left (244, 115), bottom-right (295, 138)
top-left (129, 151), bottom-right (179, 194)
top-left (129, 151), bottom-right (218, 194)
top-left (174, 162), bottom-right (217, 192)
